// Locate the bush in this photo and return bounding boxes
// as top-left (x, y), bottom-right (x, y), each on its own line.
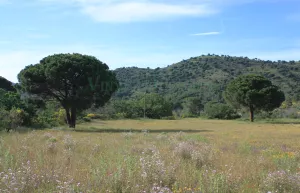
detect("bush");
top-left (161, 116), bottom-right (176, 120)
top-left (9, 108), bottom-right (26, 130)
top-left (0, 108), bottom-right (9, 131)
top-left (173, 141), bottom-right (215, 168)
top-left (110, 93), bottom-right (173, 119)
top-left (32, 101), bottom-right (64, 128)
top-left (181, 97), bottom-right (204, 117)
top-left (204, 102), bottom-right (240, 120)
top-left (54, 108), bottom-right (66, 125)
top-left (0, 108), bottom-right (27, 132)
top-left (138, 93), bottom-right (173, 119)
top-left (115, 112), bottom-right (127, 119)
top-left (269, 107), bottom-right (300, 119)
top-left (82, 117), bottom-right (92, 122)
top-left (86, 113), bottom-right (101, 119)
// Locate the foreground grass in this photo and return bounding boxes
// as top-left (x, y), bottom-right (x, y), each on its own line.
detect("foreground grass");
top-left (0, 119), bottom-right (299, 192)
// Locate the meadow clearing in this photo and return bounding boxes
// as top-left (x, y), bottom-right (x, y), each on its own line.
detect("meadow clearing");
top-left (0, 119), bottom-right (299, 193)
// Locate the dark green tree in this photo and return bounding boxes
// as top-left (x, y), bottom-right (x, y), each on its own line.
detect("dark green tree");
top-left (0, 88), bottom-right (37, 127)
top-left (182, 97), bottom-right (204, 117)
top-left (224, 74), bottom-right (285, 122)
top-left (138, 93), bottom-right (173, 119)
top-left (0, 76), bottom-right (15, 91)
top-left (0, 89), bottom-right (23, 110)
top-left (204, 102), bottom-right (240, 120)
top-left (18, 53), bottom-right (118, 128)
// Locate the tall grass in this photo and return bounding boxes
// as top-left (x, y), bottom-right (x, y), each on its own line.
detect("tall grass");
top-left (0, 119), bottom-right (299, 192)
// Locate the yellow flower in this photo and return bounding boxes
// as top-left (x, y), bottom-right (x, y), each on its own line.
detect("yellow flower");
top-left (287, 152), bottom-right (295, 158)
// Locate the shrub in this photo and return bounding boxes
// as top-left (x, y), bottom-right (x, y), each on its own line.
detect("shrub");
top-left (8, 108), bottom-right (26, 131)
top-left (181, 97), bottom-right (204, 117)
top-left (161, 116), bottom-right (176, 120)
top-left (86, 113), bottom-right (101, 119)
top-left (54, 108), bottom-right (66, 125)
top-left (111, 94), bottom-right (173, 119)
top-left (82, 117), bottom-right (91, 122)
top-left (204, 102), bottom-right (240, 120)
top-left (94, 113), bottom-right (111, 120)
top-left (0, 108), bottom-right (28, 132)
top-left (33, 101), bottom-right (62, 128)
top-left (0, 108), bottom-right (9, 131)
top-left (138, 93), bottom-right (173, 119)
top-left (268, 107), bottom-right (300, 119)
top-left (112, 100), bottom-right (141, 119)
top-left (115, 112), bottom-right (127, 119)
top-left (173, 141), bottom-right (215, 168)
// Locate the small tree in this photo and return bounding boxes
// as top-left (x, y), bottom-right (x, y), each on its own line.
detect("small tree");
top-left (224, 74), bottom-right (285, 122)
top-left (138, 93), bottom-right (173, 119)
top-left (0, 108), bottom-right (26, 132)
top-left (8, 108), bottom-right (25, 132)
top-left (204, 102), bottom-right (240, 120)
top-left (182, 97), bottom-right (204, 117)
top-left (0, 108), bottom-right (9, 131)
top-left (18, 53), bottom-right (118, 128)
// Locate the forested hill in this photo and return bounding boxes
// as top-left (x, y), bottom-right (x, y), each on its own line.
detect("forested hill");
top-left (114, 54), bottom-right (300, 104)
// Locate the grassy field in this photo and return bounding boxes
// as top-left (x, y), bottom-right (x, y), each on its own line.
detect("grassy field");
top-left (0, 119), bottom-right (299, 192)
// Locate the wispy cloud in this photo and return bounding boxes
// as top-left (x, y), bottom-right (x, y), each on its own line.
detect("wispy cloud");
top-left (34, 0), bottom-right (283, 23)
top-left (82, 3), bottom-right (216, 22)
top-left (38, 0), bottom-right (218, 22)
top-left (191, 31), bottom-right (221, 36)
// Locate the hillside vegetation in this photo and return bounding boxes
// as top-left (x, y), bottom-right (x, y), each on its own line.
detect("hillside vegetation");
top-left (114, 55), bottom-right (300, 105)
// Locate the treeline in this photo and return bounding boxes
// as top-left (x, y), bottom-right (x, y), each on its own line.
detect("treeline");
top-left (0, 53), bottom-right (299, 131)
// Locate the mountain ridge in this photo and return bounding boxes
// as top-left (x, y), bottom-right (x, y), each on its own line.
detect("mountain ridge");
top-left (113, 54), bottom-right (300, 104)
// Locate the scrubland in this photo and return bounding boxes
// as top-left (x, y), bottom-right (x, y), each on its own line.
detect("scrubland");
top-left (0, 119), bottom-right (299, 192)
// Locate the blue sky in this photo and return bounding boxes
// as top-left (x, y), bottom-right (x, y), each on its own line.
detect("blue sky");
top-left (0, 0), bottom-right (300, 82)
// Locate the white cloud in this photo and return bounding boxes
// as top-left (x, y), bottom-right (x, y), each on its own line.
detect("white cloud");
top-left (38, 0), bottom-right (286, 23)
top-left (191, 31), bottom-right (221, 36)
top-left (82, 2), bottom-right (215, 22)
top-left (38, 0), bottom-right (218, 22)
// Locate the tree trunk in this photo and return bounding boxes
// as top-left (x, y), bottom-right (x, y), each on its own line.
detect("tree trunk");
top-left (65, 108), bottom-right (72, 127)
top-left (70, 107), bottom-right (76, 129)
top-left (69, 84), bottom-right (77, 129)
top-left (249, 106), bottom-right (254, 122)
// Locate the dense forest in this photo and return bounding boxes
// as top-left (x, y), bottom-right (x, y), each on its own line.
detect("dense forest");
top-left (114, 54), bottom-right (300, 105)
